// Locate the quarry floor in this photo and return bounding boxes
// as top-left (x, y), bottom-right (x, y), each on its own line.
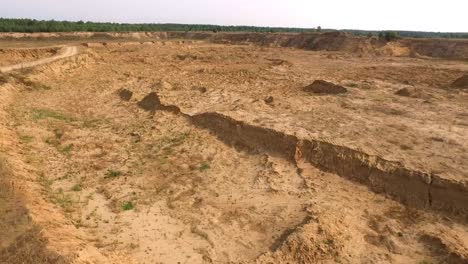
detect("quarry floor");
top-left (0, 40), bottom-right (467, 263)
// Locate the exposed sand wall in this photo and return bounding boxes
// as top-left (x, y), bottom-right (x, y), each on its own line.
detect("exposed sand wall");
top-left (134, 91), bottom-right (468, 219)
top-left (1, 31), bottom-right (467, 59)
top-left (189, 112), bottom-right (468, 218)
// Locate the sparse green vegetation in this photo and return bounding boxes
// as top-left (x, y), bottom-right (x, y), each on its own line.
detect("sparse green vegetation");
top-left (155, 132), bottom-right (190, 155)
top-left (53, 189), bottom-right (75, 212)
top-left (71, 184), bottom-right (82, 192)
top-left (38, 174), bottom-right (53, 194)
top-left (105, 169), bottom-right (122, 178)
top-left (419, 261), bottom-right (433, 264)
top-left (39, 175), bottom-right (75, 211)
top-left (60, 144), bottom-right (74, 154)
top-left (160, 133), bottom-right (189, 148)
top-left (31, 83), bottom-right (52, 91)
top-left (199, 162), bottom-right (210, 172)
top-left (122, 201), bottom-right (134, 211)
top-left (82, 118), bottom-right (106, 128)
top-left (19, 134), bottom-right (34, 143)
top-left (31, 108), bottom-right (73, 121)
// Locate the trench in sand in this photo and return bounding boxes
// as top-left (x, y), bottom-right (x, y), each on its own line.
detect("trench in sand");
top-left (137, 92), bottom-right (468, 220)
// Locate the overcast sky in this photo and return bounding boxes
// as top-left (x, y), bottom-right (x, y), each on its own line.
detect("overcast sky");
top-left (1, 0), bottom-right (467, 32)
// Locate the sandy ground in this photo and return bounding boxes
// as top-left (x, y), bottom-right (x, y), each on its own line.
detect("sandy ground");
top-left (0, 40), bottom-right (467, 263)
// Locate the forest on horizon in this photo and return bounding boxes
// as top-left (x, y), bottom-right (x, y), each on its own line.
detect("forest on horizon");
top-left (0, 18), bottom-right (467, 39)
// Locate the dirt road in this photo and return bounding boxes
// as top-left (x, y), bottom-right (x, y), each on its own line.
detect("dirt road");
top-left (0, 46), bottom-right (78, 73)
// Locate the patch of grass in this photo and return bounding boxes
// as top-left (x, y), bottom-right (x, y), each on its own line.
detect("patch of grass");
top-left (71, 184), bottom-right (82, 192)
top-left (38, 174), bottom-right (53, 194)
top-left (19, 134), bottom-right (34, 143)
top-left (105, 169), bottom-right (122, 179)
top-left (38, 175), bottom-right (75, 212)
top-left (158, 133), bottom-right (189, 150)
top-left (121, 201), bottom-right (134, 211)
top-left (53, 189), bottom-right (75, 212)
top-left (60, 144), bottom-right (74, 154)
top-left (31, 83), bottom-right (52, 91)
top-left (199, 162), bottom-right (210, 172)
top-left (31, 108), bottom-right (73, 121)
top-left (419, 261), bottom-right (433, 264)
top-left (82, 118), bottom-right (104, 128)
top-left (346, 82), bottom-right (359, 88)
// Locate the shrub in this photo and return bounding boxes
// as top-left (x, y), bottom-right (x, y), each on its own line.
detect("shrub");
top-left (199, 162), bottom-right (210, 172)
top-left (71, 184), bottom-right (82, 192)
top-left (105, 169), bottom-right (122, 178)
top-left (380, 31), bottom-right (400, 41)
top-left (122, 201), bottom-right (134, 211)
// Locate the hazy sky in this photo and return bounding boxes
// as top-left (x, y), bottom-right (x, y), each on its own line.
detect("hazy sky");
top-left (2, 0), bottom-right (467, 32)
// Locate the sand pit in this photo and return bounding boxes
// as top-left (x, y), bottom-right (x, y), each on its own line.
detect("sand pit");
top-left (0, 36), bottom-right (467, 263)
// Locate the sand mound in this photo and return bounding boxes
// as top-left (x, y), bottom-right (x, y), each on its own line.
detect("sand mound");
top-left (257, 217), bottom-right (343, 263)
top-left (451, 74), bottom-right (468, 89)
top-left (303, 80), bottom-right (347, 94)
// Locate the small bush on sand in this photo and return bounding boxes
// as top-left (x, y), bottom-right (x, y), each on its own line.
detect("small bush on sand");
top-left (122, 201), bottom-right (134, 211)
top-left (71, 184), bottom-right (82, 192)
top-left (199, 162), bottom-right (210, 172)
top-left (105, 169), bottom-right (122, 178)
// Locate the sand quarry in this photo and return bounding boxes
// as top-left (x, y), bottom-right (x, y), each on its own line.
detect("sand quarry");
top-left (0, 32), bottom-right (468, 264)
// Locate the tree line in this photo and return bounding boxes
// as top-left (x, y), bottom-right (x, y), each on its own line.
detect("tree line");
top-left (0, 18), bottom-right (467, 39)
top-left (0, 18), bottom-right (311, 33)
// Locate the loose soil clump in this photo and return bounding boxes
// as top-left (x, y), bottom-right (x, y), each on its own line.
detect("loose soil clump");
top-left (117, 88), bottom-right (133, 101)
top-left (451, 74), bottom-right (468, 89)
top-left (395, 88), bottom-right (411, 97)
top-left (303, 80), bottom-right (348, 94)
